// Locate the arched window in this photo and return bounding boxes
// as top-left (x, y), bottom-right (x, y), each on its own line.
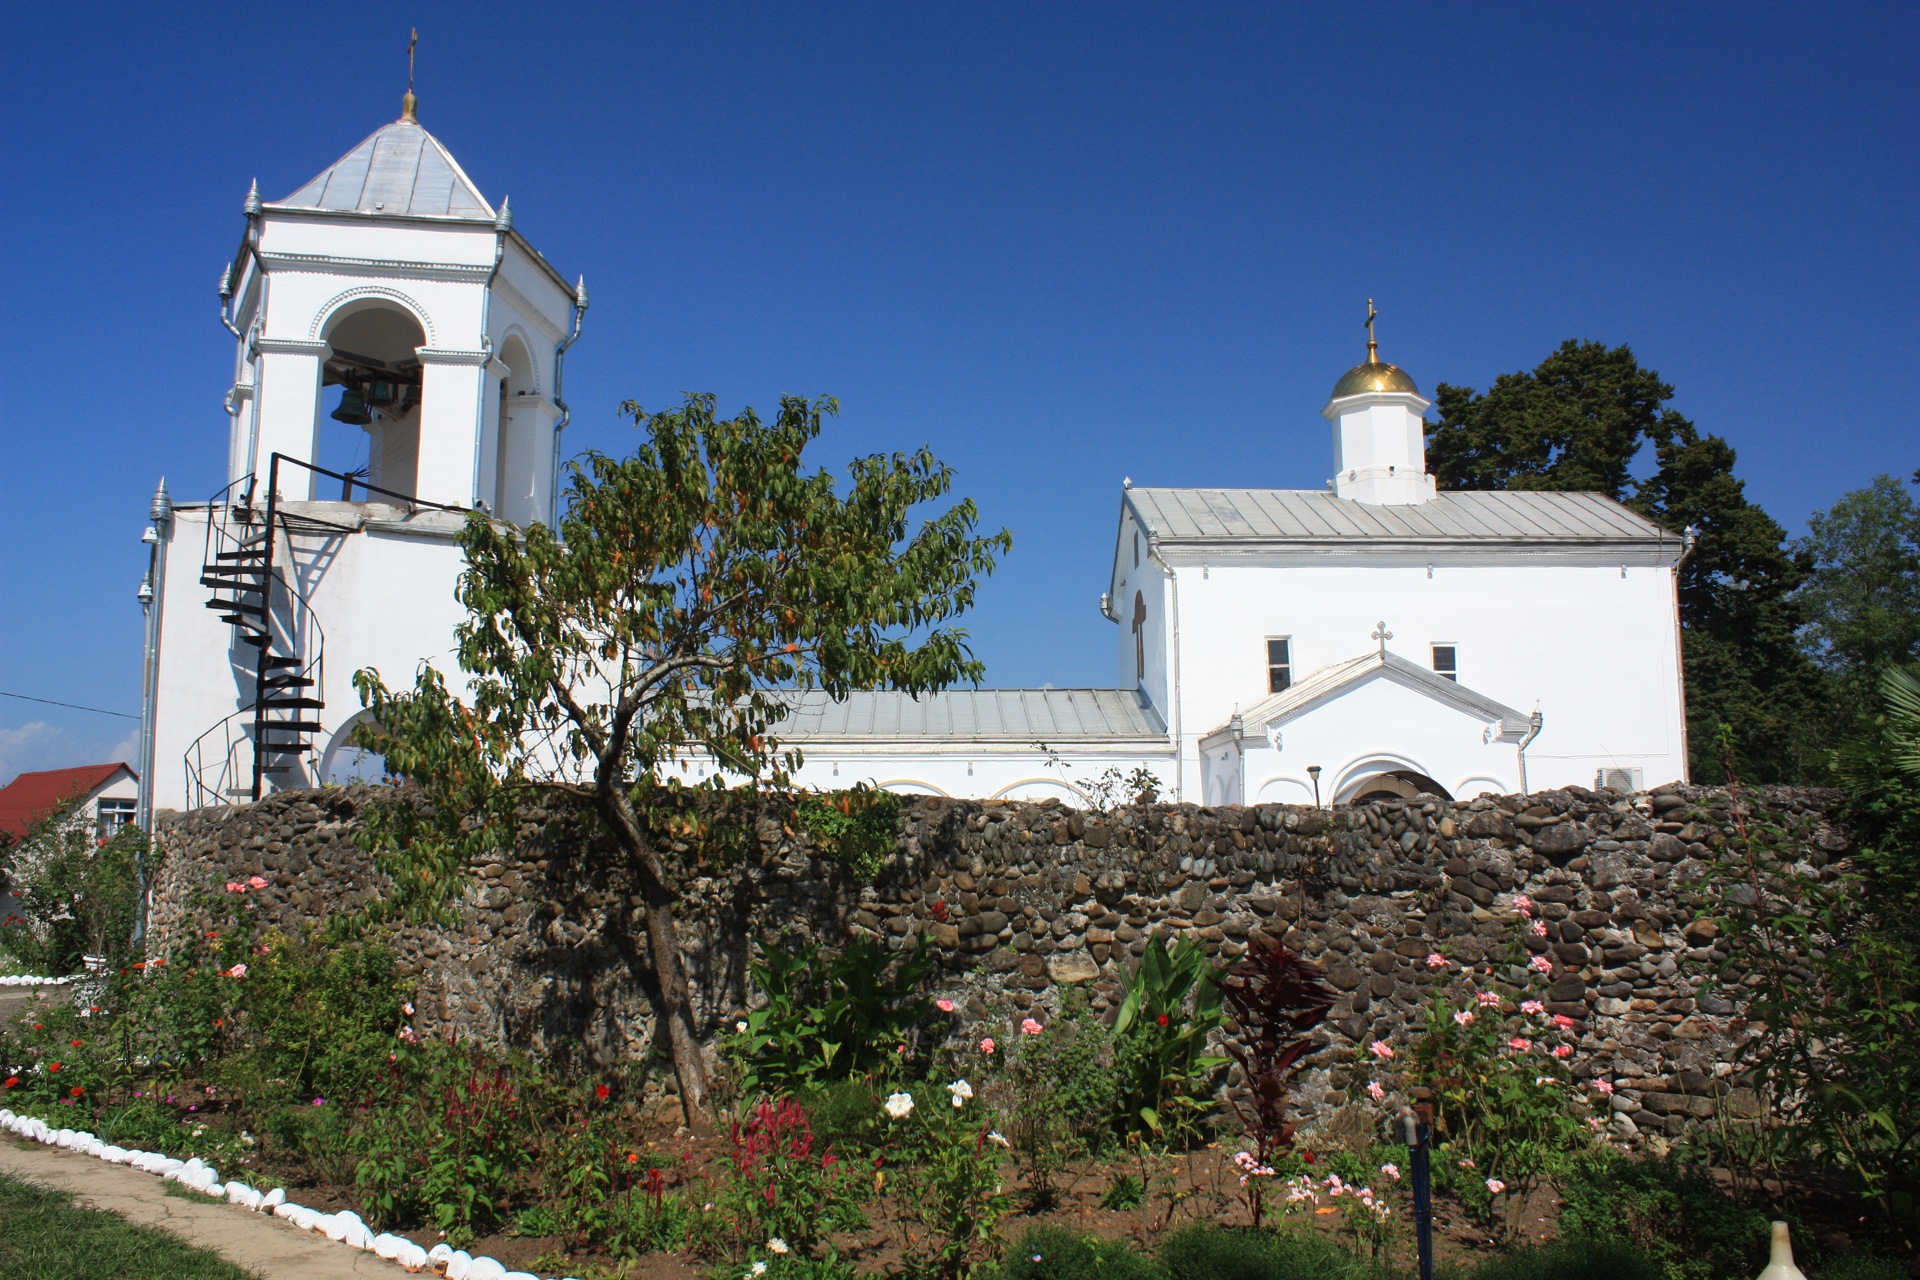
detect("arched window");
top-left (494, 334), bottom-right (539, 523)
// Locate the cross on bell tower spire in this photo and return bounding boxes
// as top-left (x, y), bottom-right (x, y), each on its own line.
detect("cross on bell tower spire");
top-left (1364, 298), bottom-right (1380, 364)
top-left (401, 28), bottom-right (419, 123)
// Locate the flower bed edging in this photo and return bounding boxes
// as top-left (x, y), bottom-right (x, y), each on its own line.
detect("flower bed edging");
top-left (0, 1107), bottom-right (579, 1280)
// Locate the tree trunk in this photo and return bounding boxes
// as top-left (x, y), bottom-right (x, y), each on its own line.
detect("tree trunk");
top-left (600, 792), bottom-right (712, 1129)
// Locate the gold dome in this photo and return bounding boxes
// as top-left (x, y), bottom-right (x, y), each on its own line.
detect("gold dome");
top-left (1330, 360), bottom-right (1420, 399)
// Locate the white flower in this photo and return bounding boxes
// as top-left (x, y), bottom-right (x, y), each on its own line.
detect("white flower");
top-left (750, 1264), bottom-right (768, 1277)
top-left (987, 1130), bottom-right (1010, 1147)
top-left (947, 1079), bottom-right (973, 1107)
top-left (736, 1020), bottom-right (748, 1033)
top-left (884, 1091), bottom-right (915, 1119)
top-left (767, 1237), bottom-right (790, 1255)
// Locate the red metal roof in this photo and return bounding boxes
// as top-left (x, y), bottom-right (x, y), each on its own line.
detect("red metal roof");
top-left (0, 763), bottom-right (135, 837)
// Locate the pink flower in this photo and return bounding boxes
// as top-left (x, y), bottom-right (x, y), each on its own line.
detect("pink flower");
top-left (1512, 894), bottom-right (1533, 916)
top-left (1367, 1080), bottom-right (1386, 1102)
top-left (1520, 999), bottom-right (1545, 1015)
top-left (247, 875), bottom-right (269, 889)
top-left (936, 999), bottom-right (954, 1013)
top-left (1020, 1018), bottom-right (1043, 1036)
top-left (398, 1025), bottom-right (419, 1044)
top-left (1508, 1036), bottom-right (1532, 1051)
top-left (1530, 920), bottom-right (1548, 937)
top-left (1529, 955), bottom-right (1553, 973)
top-left (1551, 1044), bottom-right (1572, 1059)
top-left (224, 963), bottom-right (248, 979)
top-left (401, 1002), bottom-right (414, 1016)
top-left (224, 882), bottom-right (244, 893)
top-left (1587, 1117), bottom-right (1607, 1132)
top-left (1453, 1009), bottom-right (1475, 1027)
top-left (1552, 1013), bottom-right (1576, 1030)
top-left (1368, 1040), bottom-right (1394, 1061)
top-left (1485, 1178), bottom-right (1506, 1195)
top-left (1380, 1162), bottom-right (1401, 1181)
top-left (1593, 1079), bottom-right (1615, 1095)
top-left (1457, 1157), bottom-right (1476, 1169)
top-left (1476, 991), bottom-right (1502, 1008)
top-left (1425, 953), bottom-right (1447, 969)
top-left (979, 1037), bottom-right (996, 1054)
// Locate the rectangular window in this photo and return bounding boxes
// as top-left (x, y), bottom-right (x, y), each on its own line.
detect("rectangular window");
top-left (1431, 644), bottom-right (1458, 682)
top-left (96, 797), bottom-right (136, 841)
top-left (1266, 637), bottom-right (1292, 693)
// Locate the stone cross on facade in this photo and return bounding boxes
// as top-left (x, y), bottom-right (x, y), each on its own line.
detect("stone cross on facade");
top-left (1372, 620), bottom-right (1393, 655)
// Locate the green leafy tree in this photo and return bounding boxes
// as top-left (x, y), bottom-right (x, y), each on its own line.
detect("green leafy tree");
top-left (0, 805), bottom-right (147, 974)
top-left (1429, 339), bottom-right (1818, 782)
top-left (353, 393), bottom-right (1010, 1122)
top-left (1791, 473), bottom-right (1920, 726)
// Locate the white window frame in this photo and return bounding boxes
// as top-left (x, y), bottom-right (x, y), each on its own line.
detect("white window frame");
top-left (1265, 636), bottom-right (1293, 694)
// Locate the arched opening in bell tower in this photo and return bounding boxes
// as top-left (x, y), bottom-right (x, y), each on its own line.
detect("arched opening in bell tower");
top-left (318, 302), bottom-right (427, 500)
top-left (493, 333), bottom-right (541, 524)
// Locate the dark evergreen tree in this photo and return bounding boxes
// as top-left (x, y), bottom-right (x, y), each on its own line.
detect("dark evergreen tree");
top-left (1429, 340), bottom-right (1819, 783)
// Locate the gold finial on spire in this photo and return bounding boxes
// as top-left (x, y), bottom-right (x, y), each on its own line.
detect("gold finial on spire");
top-left (1365, 298), bottom-right (1380, 364)
top-left (401, 28), bottom-right (419, 122)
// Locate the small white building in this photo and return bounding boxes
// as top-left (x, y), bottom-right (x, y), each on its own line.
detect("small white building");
top-left (147, 102), bottom-right (1689, 814)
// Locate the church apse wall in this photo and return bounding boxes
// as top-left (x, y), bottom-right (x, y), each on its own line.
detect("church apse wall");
top-left (148, 782), bottom-right (1845, 1143)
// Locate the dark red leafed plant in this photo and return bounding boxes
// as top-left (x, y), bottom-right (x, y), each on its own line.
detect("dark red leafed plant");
top-left (1218, 941), bottom-right (1337, 1167)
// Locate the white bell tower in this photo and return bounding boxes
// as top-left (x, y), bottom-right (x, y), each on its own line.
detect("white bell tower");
top-left (1322, 301), bottom-right (1436, 506)
top-left (218, 88), bottom-right (586, 521)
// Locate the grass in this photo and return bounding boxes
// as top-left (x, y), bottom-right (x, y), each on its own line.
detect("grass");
top-left (0, 1171), bottom-right (262, 1279)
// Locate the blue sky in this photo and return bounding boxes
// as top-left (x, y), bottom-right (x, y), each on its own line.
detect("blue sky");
top-left (1, 1), bottom-right (1914, 783)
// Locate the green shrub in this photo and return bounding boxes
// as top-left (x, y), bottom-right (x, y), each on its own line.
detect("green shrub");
top-left (1817, 1256), bottom-right (1908, 1280)
top-left (0, 815), bottom-right (147, 975)
top-left (1556, 1148), bottom-right (1768, 1280)
top-left (1004, 989), bottom-right (1123, 1202)
top-left (728, 932), bottom-right (934, 1097)
top-left (1111, 932), bottom-right (1229, 1141)
top-left (993, 1226), bottom-right (1164, 1279)
top-left (796, 786), bottom-right (903, 882)
top-left (1156, 1225), bottom-right (1387, 1280)
top-left (794, 1078), bottom-right (884, 1153)
top-left (1461, 1240), bottom-right (1664, 1280)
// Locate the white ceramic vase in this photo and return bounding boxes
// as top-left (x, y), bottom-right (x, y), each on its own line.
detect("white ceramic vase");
top-left (1756, 1221), bottom-right (1808, 1280)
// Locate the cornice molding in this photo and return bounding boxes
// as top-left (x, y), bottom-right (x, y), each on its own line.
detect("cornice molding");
top-left (258, 250), bottom-right (493, 284)
top-left (415, 347), bottom-right (492, 367)
top-left (254, 338), bottom-right (331, 357)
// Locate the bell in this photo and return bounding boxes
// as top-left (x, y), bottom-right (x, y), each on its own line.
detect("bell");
top-left (366, 380), bottom-right (397, 406)
top-left (331, 387), bottom-right (372, 425)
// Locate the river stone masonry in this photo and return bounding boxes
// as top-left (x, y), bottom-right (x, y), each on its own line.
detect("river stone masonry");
top-left (149, 782), bottom-right (1848, 1141)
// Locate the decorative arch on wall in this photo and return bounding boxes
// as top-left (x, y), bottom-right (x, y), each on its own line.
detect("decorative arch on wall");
top-left (494, 325), bottom-right (542, 395)
top-left (317, 711), bottom-right (390, 786)
top-left (1254, 775), bottom-right (1314, 805)
top-left (988, 776), bottom-right (1090, 806)
top-left (1452, 775), bottom-right (1509, 799)
top-left (875, 779), bottom-right (952, 797)
top-left (308, 286), bottom-right (437, 347)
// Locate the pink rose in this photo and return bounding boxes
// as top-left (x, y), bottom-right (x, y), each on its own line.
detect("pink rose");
top-left (1020, 1018), bottom-right (1043, 1036)
top-left (224, 882), bottom-right (244, 893)
top-left (1520, 999), bottom-right (1545, 1015)
top-left (1593, 1079), bottom-right (1615, 1095)
top-left (1552, 1013), bottom-right (1576, 1029)
top-left (936, 999), bottom-right (954, 1013)
top-left (1366, 1080), bottom-right (1386, 1102)
top-left (1528, 955), bottom-right (1553, 973)
top-left (1530, 920), bottom-right (1548, 937)
top-left (1425, 953), bottom-right (1447, 969)
top-left (979, 1037), bottom-right (996, 1054)
top-left (1368, 1040), bottom-right (1394, 1060)
top-left (224, 963), bottom-right (248, 979)
top-left (1453, 1010), bottom-right (1474, 1027)
top-left (1476, 991), bottom-right (1502, 1007)
top-left (1512, 895), bottom-right (1533, 916)
top-left (247, 875), bottom-right (269, 889)
top-left (1508, 1036), bottom-right (1532, 1052)
top-left (1551, 1044), bottom-right (1572, 1059)
top-left (1485, 1178), bottom-right (1506, 1195)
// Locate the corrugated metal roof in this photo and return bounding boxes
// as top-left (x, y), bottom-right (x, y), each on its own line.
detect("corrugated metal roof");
top-left (274, 120), bottom-right (494, 221)
top-left (770, 688), bottom-right (1165, 742)
top-left (1127, 487), bottom-right (1669, 545)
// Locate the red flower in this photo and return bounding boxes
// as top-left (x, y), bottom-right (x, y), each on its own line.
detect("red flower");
top-left (625, 1152), bottom-right (639, 1164)
top-left (2, 1077), bottom-right (17, 1089)
top-left (1302, 1150), bottom-right (1316, 1165)
top-left (595, 1083), bottom-right (611, 1100)
top-left (69, 1086), bottom-right (84, 1098)
top-left (70, 1039), bottom-right (83, 1049)
top-left (48, 1063), bottom-right (61, 1074)
top-left (1156, 1013), bottom-right (1170, 1027)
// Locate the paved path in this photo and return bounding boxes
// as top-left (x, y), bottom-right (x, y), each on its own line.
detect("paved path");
top-left (1, 1135), bottom-right (413, 1278)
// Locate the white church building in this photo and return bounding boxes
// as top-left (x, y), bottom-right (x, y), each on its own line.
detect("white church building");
top-left (144, 98), bottom-right (1690, 815)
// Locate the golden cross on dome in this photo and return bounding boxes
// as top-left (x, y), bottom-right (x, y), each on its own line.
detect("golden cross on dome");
top-left (1365, 298), bottom-right (1380, 363)
top-left (402, 29), bottom-right (420, 122)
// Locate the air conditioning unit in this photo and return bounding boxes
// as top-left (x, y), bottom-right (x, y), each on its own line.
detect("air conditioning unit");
top-left (1596, 767), bottom-right (1642, 793)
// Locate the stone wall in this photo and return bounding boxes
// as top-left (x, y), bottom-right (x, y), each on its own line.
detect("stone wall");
top-left (150, 782), bottom-right (1849, 1140)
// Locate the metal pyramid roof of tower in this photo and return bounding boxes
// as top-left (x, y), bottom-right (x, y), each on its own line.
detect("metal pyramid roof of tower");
top-left (273, 118), bottom-right (496, 221)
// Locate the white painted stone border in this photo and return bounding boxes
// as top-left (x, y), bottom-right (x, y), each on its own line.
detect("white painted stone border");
top-left (0, 975), bottom-right (76, 986)
top-left (0, 1107), bottom-right (581, 1280)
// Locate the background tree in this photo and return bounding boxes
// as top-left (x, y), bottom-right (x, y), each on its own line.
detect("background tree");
top-left (354, 393), bottom-right (1011, 1122)
top-left (1790, 473), bottom-right (1920, 729)
top-left (1429, 340), bottom-right (1818, 782)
